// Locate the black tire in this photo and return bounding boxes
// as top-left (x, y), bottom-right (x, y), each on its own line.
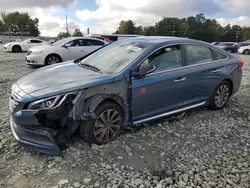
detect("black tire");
top-left (243, 49), bottom-right (250, 55)
top-left (227, 49), bottom-right (232, 53)
top-left (81, 101), bottom-right (124, 145)
top-left (12, 45), bottom-right (21, 53)
top-left (45, 54), bottom-right (62, 65)
top-left (209, 81), bottom-right (231, 110)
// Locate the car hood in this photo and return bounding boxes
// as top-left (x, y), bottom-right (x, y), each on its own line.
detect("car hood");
top-left (29, 45), bottom-right (54, 51)
top-left (4, 42), bottom-right (20, 47)
top-left (16, 61), bottom-right (115, 99)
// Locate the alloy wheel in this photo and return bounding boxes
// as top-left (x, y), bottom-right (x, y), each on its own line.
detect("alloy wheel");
top-left (47, 56), bottom-right (60, 65)
top-left (214, 84), bottom-right (230, 108)
top-left (93, 109), bottom-right (121, 143)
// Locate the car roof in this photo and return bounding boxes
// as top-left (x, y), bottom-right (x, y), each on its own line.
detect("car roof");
top-left (120, 36), bottom-right (210, 46)
top-left (64, 36), bottom-right (108, 43)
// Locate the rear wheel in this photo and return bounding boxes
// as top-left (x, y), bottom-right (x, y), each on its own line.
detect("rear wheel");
top-left (81, 102), bottom-right (123, 145)
top-left (12, 45), bottom-right (21, 53)
top-left (243, 49), bottom-right (250, 55)
top-left (209, 81), bottom-right (231, 110)
top-left (45, 54), bottom-right (62, 65)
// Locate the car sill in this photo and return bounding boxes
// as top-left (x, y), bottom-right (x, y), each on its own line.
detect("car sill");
top-left (133, 101), bottom-right (206, 124)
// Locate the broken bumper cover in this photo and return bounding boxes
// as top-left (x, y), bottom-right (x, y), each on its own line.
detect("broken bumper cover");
top-left (10, 116), bottom-right (61, 156)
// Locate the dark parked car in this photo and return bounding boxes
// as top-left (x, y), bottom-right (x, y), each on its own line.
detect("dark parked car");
top-left (221, 42), bottom-right (250, 53)
top-left (9, 37), bottom-right (243, 155)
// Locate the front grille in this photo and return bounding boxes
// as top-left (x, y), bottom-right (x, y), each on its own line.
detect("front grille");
top-left (26, 51), bottom-right (32, 56)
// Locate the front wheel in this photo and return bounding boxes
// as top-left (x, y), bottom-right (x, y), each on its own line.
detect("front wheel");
top-left (209, 81), bottom-right (231, 110)
top-left (12, 45), bottom-right (21, 53)
top-left (81, 102), bottom-right (124, 145)
top-left (45, 54), bottom-right (62, 65)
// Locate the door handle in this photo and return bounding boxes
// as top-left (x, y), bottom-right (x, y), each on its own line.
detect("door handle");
top-left (212, 69), bottom-right (220, 73)
top-left (174, 77), bottom-right (186, 82)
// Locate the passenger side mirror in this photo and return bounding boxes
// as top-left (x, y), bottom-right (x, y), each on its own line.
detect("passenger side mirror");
top-left (133, 63), bottom-right (156, 78)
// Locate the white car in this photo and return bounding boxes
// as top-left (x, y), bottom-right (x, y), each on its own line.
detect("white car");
top-left (25, 37), bottom-right (108, 66)
top-left (4, 38), bottom-right (47, 53)
top-left (237, 45), bottom-right (250, 55)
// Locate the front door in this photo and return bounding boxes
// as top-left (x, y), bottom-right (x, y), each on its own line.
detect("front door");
top-left (63, 39), bottom-right (84, 61)
top-left (132, 44), bottom-right (189, 122)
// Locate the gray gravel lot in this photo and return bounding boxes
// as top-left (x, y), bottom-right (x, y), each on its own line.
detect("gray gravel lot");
top-left (0, 44), bottom-right (249, 188)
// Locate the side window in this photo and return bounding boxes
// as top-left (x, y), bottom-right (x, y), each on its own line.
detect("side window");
top-left (84, 39), bottom-right (104, 46)
top-left (142, 45), bottom-right (182, 73)
top-left (213, 50), bottom-right (227, 60)
top-left (30, 40), bottom-right (42, 43)
top-left (65, 40), bottom-right (80, 47)
top-left (185, 45), bottom-right (213, 65)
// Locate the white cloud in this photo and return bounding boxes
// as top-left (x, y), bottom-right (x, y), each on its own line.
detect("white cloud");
top-left (76, 0), bottom-right (250, 34)
top-left (217, 16), bottom-right (250, 27)
top-left (0, 0), bottom-right (85, 37)
top-left (0, 0), bottom-right (75, 10)
top-left (28, 8), bottom-right (86, 37)
top-left (3, 0), bottom-right (250, 36)
top-left (76, 0), bottom-right (222, 34)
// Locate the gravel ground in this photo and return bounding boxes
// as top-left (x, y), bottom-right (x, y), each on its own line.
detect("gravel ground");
top-left (0, 45), bottom-right (249, 188)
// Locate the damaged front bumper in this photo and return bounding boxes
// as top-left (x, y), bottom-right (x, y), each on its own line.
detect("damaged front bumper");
top-left (10, 115), bottom-right (62, 156)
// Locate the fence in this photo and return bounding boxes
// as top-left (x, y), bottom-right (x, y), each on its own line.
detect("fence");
top-left (0, 35), bottom-right (52, 43)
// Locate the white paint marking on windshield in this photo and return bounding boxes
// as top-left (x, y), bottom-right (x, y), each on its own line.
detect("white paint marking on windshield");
top-left (126, 46), bottom-right (142, 52)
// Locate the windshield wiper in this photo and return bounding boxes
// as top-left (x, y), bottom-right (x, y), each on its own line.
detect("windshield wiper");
top-left (80, 63), bottom-right (102, 73)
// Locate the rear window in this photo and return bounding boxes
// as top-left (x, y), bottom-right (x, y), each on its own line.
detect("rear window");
top-left (213, 50), bottom-right (227, 60)
top-left (185, 44), bottom-right (213, 65)
top-left (85, 39), bottom-right (104, 46)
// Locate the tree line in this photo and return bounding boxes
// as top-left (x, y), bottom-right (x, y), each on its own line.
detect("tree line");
top-left (0, 12), bottom-right (40, 36)
top-left (0, 11), bottom-right (84, 38)
top-left (114, 14), bottom-right (250, 42)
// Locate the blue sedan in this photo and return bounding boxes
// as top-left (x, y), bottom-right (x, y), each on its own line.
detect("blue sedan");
top-left (9, 37), bottom-right (243, 155)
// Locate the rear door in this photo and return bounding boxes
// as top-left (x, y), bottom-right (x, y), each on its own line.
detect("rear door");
top-left (181, 44), bottom-right (228, 104)
top-left (82, 39), bottom-right (105, 56)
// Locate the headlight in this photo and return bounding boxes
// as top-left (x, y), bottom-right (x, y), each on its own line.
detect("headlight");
top-left (28, 92), bottom-right (78, 110)
top-left (32, 50), bottom-right (43, 55)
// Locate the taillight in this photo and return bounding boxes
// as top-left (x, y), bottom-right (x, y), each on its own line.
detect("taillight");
top-left (237, 60), bottom-right (244, 68)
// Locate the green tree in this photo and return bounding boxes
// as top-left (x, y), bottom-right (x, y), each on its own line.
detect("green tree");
top-left (72, 29), bottom-right (83, 37)
top-left (155, 17), bottom-right (184, 37)
top-left (135, 26), bottom-right (143, 35)
top-left (143, 26), bottom-right (156, 36)
top-left (0, 20), bottom-right (4, 33)
top-left (1, 12), bottom-right (40, 36)
top-left (114, 13), bottom-right (250, 42)
top-left (115, 20), bottom-right (136, 34)
top-left (242, 27), bottom-right (250, 41)
top-left (57, 32), bottom-right (71, 39)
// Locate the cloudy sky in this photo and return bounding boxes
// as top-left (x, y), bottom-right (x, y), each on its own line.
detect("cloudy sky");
top-left (1, 0), bottom-right (250, 37)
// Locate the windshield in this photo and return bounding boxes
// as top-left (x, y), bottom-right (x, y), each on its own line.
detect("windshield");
top-left (80, 39), bottom-right (153, 74)
top-left (52, 38), bottom-right (69, 46)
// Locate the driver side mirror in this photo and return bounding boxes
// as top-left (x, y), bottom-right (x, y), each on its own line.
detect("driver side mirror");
top-left (133, 63), bottom-right (156, 78)
top-left (64, 43), bottom-right (71, 48)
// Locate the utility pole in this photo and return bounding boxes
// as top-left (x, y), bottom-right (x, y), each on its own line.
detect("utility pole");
top-left (66, 15), bottom-right (69, 34)
top-left (236, 27), bottom-right (240, 43)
